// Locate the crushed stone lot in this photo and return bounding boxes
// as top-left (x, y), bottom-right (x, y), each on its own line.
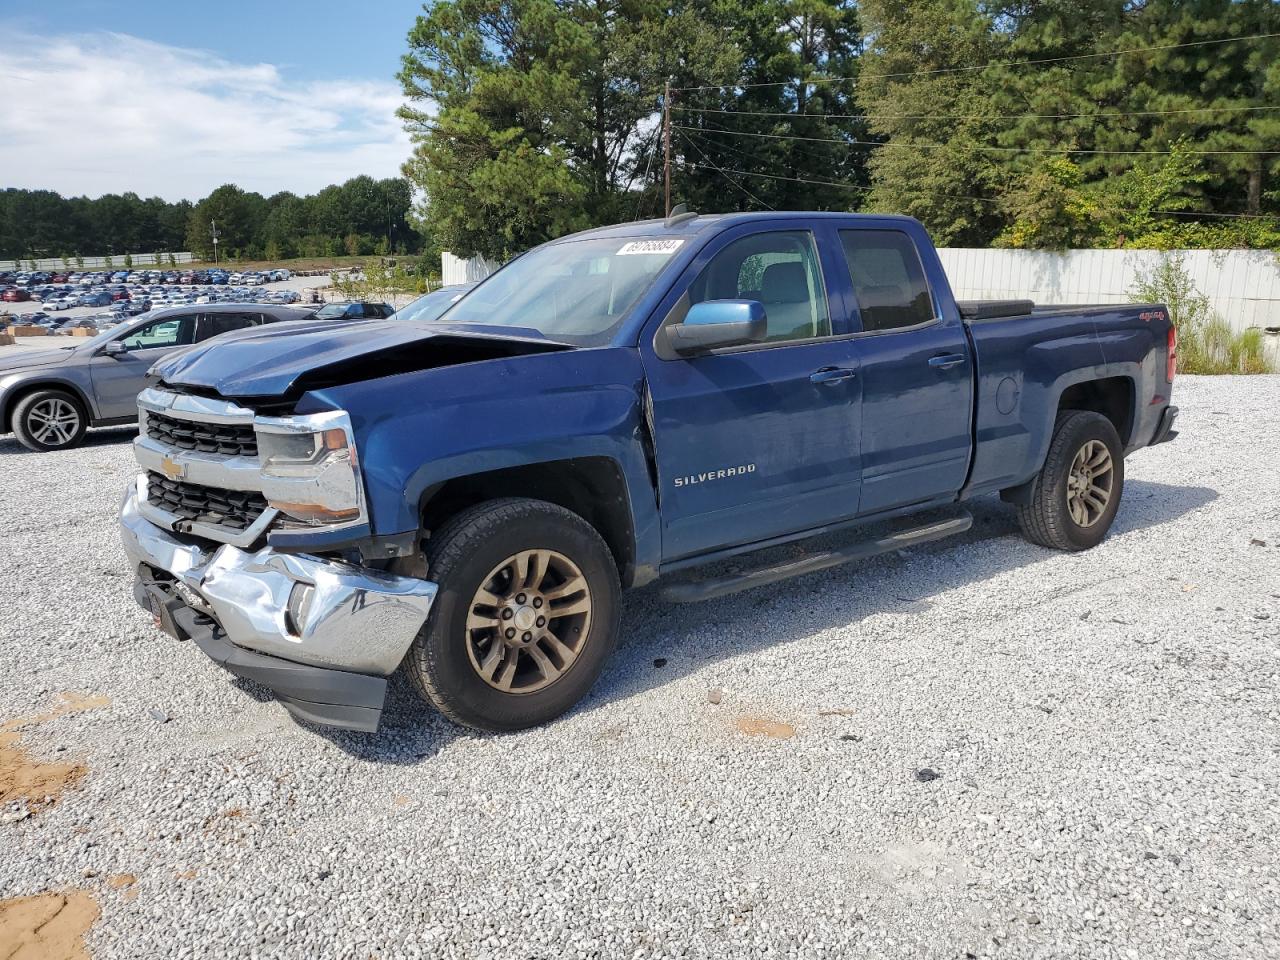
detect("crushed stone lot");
top-left (0, 374), bottom-right (1277, 960)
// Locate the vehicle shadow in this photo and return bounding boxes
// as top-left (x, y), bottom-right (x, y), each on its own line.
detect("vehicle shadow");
top-left (0, 425), bottom-right (136, 454)
top-left (308, 479), bottom-right (1216, 762)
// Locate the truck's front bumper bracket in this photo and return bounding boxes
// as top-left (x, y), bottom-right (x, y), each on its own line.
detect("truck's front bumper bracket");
top-left (120, 485), bottom-right (437, 732)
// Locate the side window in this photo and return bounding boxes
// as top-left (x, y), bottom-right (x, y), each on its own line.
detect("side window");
top-left (839, 230), bottom-right (935, 332)
top-left (688, 231), bottom-right (830, 344)
top-left (196, 312), bottom-right (263, 341)
top-left (118, 315), bottom-right (195, 351)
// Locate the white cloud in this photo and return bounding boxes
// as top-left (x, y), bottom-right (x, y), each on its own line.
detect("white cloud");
top-left (0, 32), bottom-right (412, 200)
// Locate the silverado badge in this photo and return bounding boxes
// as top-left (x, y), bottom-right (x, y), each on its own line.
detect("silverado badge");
top-left (159, 455), bottom-right (186, 481)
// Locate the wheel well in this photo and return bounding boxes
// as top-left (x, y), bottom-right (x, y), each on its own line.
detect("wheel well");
top-left (1057, 377), bottom-right (1134, 446)
top-left (420, 457), bottom-right (637, 587)
top-left (2, 381), bottom-right (92, 431)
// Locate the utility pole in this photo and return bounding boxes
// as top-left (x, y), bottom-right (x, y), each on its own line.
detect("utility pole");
top-left (210, 220), bottom-right (220, 265)
top-left (662, 81), bottom-right (672, 218)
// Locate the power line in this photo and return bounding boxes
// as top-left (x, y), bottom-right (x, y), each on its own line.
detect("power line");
top-left (682, 124), bottom-right (859, 173)
top-left (680, 161), bottom-right (1280, 220)
top-left (673, 123), bottom-right (1280, 156)
top-left (670, 32), bottom-right (1280, 92)
top-left (675, 128), bottom-right (773, 210)
top-left (673, 103), bottom-right (1280, 123)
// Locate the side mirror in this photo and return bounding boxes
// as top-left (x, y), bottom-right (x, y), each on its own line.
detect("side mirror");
top-left (666, 300), bottom-right (767, 355)
top-left (103, 340), bottom-right (127, 357)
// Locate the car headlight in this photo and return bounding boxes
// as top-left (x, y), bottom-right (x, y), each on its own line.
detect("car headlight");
top-left (254, 411), bottom-right (364, 526)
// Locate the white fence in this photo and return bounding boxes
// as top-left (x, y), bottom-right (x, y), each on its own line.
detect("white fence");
top-left (438, 246), bottom-right (1280, 333)
top-left (442, 251), bottom-right (499, 286)
top-left (937, 248), bottom-right (1280, 333)
top-left (0, 251), bottom-right (195, 271)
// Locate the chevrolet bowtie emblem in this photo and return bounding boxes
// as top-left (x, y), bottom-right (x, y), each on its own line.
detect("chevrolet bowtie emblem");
top-left (159, 455), bottom-right (186, 481)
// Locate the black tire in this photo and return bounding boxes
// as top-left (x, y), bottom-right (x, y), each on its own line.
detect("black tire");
top-left (1016, 410), bottom-right (1124, 551)
top-left (11, 388), bottom-right (88, 452)
top-left (404, 497), bottom-right (621, 732)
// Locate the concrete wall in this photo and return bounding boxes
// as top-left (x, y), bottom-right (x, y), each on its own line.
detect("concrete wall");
top-left (937, 248), bottom-right (1280, 333)
top-left (438, 246), bottom-right (1280, 333)
top-left (441, 251), bottom-right (499, 286)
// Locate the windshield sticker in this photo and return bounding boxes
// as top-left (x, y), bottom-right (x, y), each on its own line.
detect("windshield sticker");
top-left (617, 238), bottom-right (685, 256)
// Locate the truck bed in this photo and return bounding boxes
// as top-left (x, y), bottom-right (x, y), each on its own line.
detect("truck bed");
top-left (958, 300), bottom-right (1173, 500)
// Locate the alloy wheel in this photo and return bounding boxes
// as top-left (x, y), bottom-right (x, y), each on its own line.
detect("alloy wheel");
top-left (26, 398), bottom-right (81, 447)
top-left (1065, 439), bottom-right (1114, 528)
top-left (464, 549), bottom-right (593, 694)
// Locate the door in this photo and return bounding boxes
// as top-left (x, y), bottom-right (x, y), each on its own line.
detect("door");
top-left (836, 229), bottom-right (973, 515)
top-left (90, 313), bottom-right (197, 420)
top-left (641, 225), bottom-right (863, 561)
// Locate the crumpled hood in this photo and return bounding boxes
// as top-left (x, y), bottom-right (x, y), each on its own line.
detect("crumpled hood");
top-left (0, 345), bottom-right (78, 374)
top-left (148, 317), bottom-right (569, 399)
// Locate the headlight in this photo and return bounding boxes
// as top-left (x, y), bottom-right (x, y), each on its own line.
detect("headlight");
top-left (254, 411), bottom-right (364, 526)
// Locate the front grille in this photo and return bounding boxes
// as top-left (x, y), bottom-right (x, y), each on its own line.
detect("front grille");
top-left (147, 472), bottom-right (268, 532)
top-left (146, 411), bottom-right (258, 458)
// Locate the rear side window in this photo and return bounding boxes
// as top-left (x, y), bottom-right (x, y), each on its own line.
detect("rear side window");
top-left (197, 312), bottom-right (263, 340)
top-left (839, 230), bottom-right (935, 332)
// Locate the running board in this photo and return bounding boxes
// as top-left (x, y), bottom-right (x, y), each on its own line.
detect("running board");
top-left (659, 513), bottom-right (973, 603)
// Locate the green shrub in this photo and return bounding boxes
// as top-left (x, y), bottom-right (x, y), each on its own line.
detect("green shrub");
top-left (1129, 253), bottom-right (1274, 375)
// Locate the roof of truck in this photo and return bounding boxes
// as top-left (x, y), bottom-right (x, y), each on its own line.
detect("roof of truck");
top-left (554, 211), bottom-right (921, 243)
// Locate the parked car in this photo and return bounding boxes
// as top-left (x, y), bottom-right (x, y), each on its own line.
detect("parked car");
top-left (312, 300), bottom-right (394, 320)
top-left (43, 293), bottom-right (78, 311)
top-left (0, 303), bottom-right (317, 452)
top-left (2, 288), bottom-right (31, 302)
top-left (391, 284), bottom-right (476, 323)
top-left (119, 211), bottom-right (1180, 735)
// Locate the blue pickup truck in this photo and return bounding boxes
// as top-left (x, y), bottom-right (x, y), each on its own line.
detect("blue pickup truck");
top-left (119, 212), bottom-right (1179, 733)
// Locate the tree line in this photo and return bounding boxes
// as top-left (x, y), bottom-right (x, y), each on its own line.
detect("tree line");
top-left (399, 0), bottom-right (1279, 259)
top-left (0, 175), bottom-right (422, 263)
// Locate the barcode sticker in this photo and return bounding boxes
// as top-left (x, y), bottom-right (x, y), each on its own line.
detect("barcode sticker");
top-left (617, 238), bottom-right (685, 256)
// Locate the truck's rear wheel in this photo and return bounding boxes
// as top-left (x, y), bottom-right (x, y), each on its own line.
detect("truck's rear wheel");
top-left (405, 497), bottom-right (620, 731)
top-left (1016, 410), bottom-right (1124, 551)
top-left (11, 388), bottom-right (88, 452)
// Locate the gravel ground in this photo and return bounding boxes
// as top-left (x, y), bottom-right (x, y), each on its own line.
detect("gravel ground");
top-left (0, 374), bottom-right (1277, 960)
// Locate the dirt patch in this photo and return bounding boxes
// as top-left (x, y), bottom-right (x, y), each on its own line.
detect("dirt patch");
top-left (105, 874), bottom-right (135, 891)
top-left (0, 890), bottom-right (100, 960)
top-left (735, 717), bottom-right (796, 739)
top-left (0, 692), bottom-right (108, 810)
top-left (0, 693), bottom-right (111, 733)
top-left (0, 733), bottom-right (86, 808)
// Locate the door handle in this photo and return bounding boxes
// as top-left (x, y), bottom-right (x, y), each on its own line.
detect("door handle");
top-left (928, 353), bottom-right (967, 370)
top-left (810, 366), bottom-right (857, 385)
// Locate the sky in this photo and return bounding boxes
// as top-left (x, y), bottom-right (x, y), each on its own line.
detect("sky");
top-left (0, 0), bottom-right (427, 201)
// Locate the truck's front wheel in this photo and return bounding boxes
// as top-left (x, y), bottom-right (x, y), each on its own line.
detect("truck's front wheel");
top-left (1016, 410), bottom-right (1124, 551)
top-left (405, 498), bottom-right (621, 731)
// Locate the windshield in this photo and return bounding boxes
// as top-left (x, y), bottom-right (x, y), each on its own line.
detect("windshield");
top-left (434, 236), bottom-right (685, 344)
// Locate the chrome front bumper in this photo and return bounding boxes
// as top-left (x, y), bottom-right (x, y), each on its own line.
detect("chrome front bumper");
top-left (120, 485), bottom-right (436, 729)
